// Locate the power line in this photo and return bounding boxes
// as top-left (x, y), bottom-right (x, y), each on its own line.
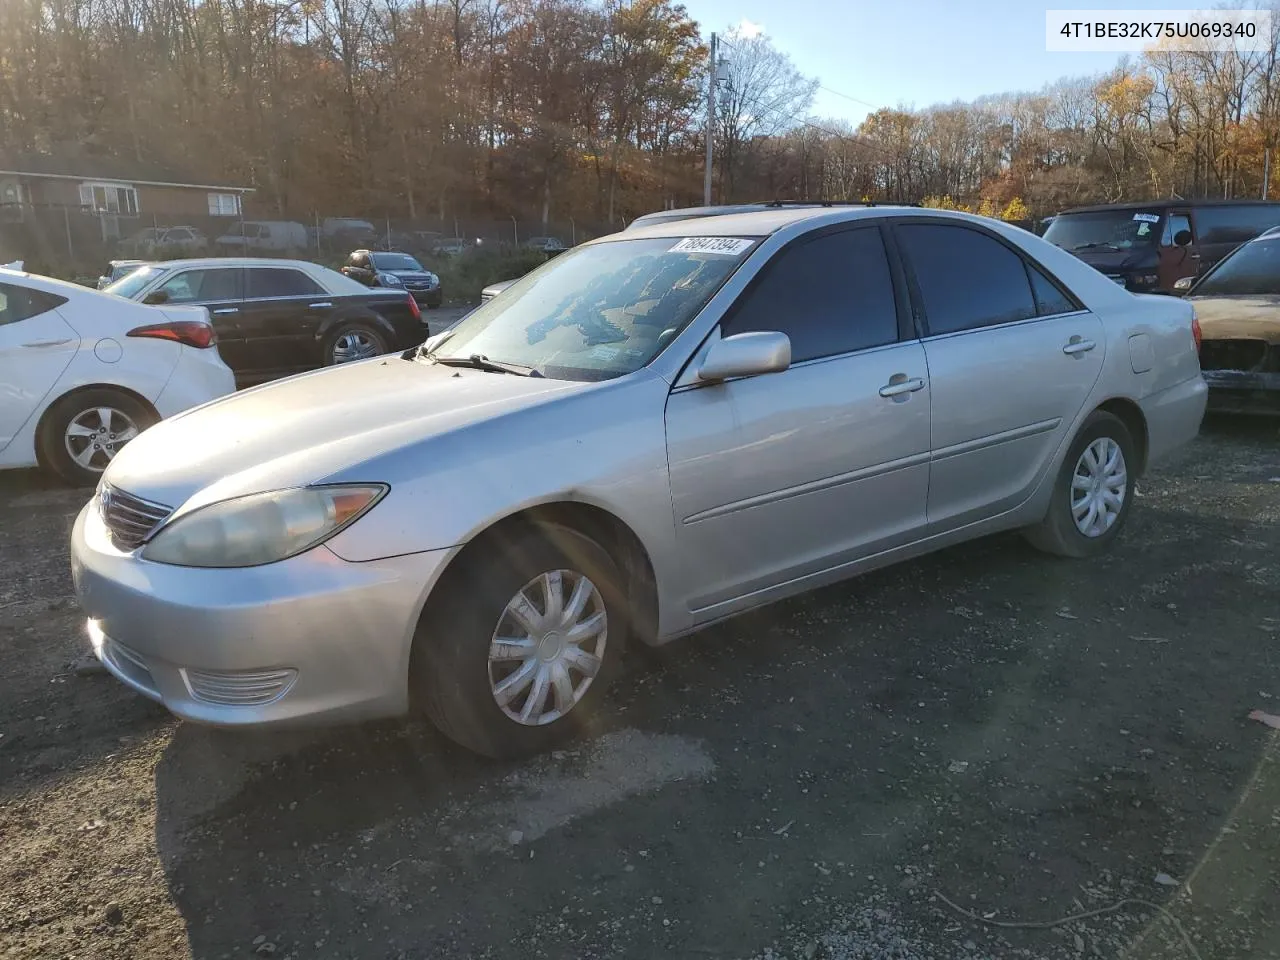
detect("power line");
top-left (818, 84), bottom-right (881, 111)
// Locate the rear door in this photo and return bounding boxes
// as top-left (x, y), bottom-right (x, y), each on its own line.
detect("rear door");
top-left (150, 266), bottom-right (248, 370)
top-left (0, 282), bottom-right (75, 455)
top-left (240, 266), bottom-right (329, 375)
top-left (665, 225), bottom-right (932, 619)
top-left (893, 219), bottom-right (1105, 530)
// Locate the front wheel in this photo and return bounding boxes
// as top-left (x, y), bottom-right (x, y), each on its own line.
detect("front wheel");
top-left (413, 524), bottom-right (628, 758)
top-left (1024, 410), bottom-right (1137, 558)
top-left (39, 388), bottom-right (158, 487)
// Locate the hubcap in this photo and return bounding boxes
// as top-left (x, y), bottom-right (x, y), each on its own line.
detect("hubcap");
top-left (488, 569), bottom-right (607, 727)
top-left (332, 331), bottom-right (382, 363)
top-left (1070, 436), bottom-right (1127, 538)
top-left (64, 406), bottom-right (140, 474)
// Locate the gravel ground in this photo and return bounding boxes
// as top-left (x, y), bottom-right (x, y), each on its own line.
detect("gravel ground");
top-left (2, 415), bottom-right (1280, 960)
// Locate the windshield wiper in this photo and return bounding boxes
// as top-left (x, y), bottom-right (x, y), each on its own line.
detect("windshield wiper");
top-left (1072, 242), bottom-right (1121, 251)
top-left (431, 353), bottom-right (543, 377)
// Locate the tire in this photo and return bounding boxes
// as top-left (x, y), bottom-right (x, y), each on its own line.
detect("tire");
top-left (38, 388), bottom-right (158, 487)
top-left (1024, 410), bottom-right (1137, 559)
top-left (413, 524), bottom-right (628, 759)
top-left (324, 323), bottom-right (388, 366)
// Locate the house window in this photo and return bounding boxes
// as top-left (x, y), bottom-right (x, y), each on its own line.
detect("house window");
top-left (78, 182), bottom-right (139, 216)
top-left (208, 192), bottom-right (241, 216)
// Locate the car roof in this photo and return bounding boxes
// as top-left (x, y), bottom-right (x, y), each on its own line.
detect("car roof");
top-left (1061, 199), bottom-right (1280, 215)
top-left (612, 204), bottom-right (924, 240)
top-left (127, 257), bottom-right (327, 270)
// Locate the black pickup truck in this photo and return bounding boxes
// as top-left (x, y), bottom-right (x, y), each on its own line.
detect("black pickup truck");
top-left (103, 258), bottom-right (427, 385)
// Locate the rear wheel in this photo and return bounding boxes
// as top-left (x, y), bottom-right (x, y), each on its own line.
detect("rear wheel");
top-left (413, 524), bottom-right (628, 758)
top-left (325, 323), bottom-right (388, 365)
top-left (1025, 410), bottom-right (1136, 558)
top-left (39, 388), bottom-right (158, 487)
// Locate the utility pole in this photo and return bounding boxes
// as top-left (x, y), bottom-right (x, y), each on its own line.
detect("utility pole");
top-left (703, 32), bottom-right (717, 206)
top-left (1264, 147), bottom-right (1271, 200)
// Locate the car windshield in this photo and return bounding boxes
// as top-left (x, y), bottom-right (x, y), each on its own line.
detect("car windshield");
top-left (104, 264), bottom-right (165, 299)
top-left (1043, 211), bottom-right (1162, 251)
top-left (1194, 237), bottom-right (1280, 296)
top-left (427, 235), bottom-right (757, 380)
top-left (372, 253), bottom-right (422, 271)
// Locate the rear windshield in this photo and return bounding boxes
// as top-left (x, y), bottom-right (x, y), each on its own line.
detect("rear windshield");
top-left (1194, 237), bottom-right (1280, 296)
top-left (1043, 211), bottom-right (1162, 252)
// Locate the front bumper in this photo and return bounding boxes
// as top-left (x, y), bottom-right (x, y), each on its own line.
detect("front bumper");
top-left (70, 500), bottom-right (450, 727)
top-left (1203, 370), bottom-right (1280, 416)
top-left (406, 287), bottom-right (443, 308)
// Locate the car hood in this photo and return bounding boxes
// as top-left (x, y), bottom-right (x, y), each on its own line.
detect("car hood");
top-left (1189, 294), bottom-right (1280, 342)
top-left (1061, 247), bottom-right (1154, 271)
top-left (385, 269), bottom-right (435, 280)
top-left (102, 355), bottom-right (588, 513)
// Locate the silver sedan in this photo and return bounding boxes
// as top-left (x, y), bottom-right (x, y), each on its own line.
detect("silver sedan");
top-left (70, 207), bottom-right (1207, 757)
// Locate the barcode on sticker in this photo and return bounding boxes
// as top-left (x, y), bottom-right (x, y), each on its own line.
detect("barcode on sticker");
top-left (1132, 213), bottom-right (1160, 223)
top-left (669, 237), bottom-right (754, 256)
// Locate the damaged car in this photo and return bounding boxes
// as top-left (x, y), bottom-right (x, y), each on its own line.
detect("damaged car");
top-left (1180, 226), bottom-right (1280, 416)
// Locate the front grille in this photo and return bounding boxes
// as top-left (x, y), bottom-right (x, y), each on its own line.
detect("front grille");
top-left (100, 483), bottom-right (172, 550)
top-left (182, 667), bottom-right (297, 706)
top-left (1200, 338), bottom-right (1269, 372)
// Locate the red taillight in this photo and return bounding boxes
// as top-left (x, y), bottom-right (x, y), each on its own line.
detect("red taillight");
top-left (1191, 313), bottom-right (1202, 353)
top-left (127, 320), bottom-right (216, 349)
top-left (406, 292), bottom-right (421, 321)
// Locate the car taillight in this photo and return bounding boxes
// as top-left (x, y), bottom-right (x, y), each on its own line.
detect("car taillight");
top-left (1191, 313), bottom-right (1201, 353)
top-left (127, 320), bottom-right (216, 349)
top-left (406, 292), bottom-right (421, 321)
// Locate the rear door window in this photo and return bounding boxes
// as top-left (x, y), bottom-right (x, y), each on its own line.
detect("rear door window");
top-left (245, 268), bottom-right (324, 299)
top-left (1192, 205), bottom-right (1280, 246)
top-left (0, 282), bottom-right (68, 325)
top-left (896, 223), bottom-right (1037, 335)
top-left (723, 227), bottom-right (899, 362)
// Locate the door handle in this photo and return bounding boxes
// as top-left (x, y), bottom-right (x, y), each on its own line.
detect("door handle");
top-left (212, 307), bottom-right (239, 315)
top-left (878, 376), bottom-right (926, 398)
top-left (22, 338), bottom-right (73, 348)
top-left (309, 302), bottom-right (333, 308)
top-left (1062, 338), bottom-right (1096, 356)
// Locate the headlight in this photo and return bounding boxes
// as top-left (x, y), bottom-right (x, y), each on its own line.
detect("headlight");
top-left (378, 273), bottom-right (403, 286)
top-left (141, 485), bottom-right (387, 568)
top-left (427, 273), bottom-right (439, 285)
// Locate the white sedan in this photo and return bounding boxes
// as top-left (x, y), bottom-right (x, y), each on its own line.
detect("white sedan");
top-left (0, 266), bottom-right (235, 485)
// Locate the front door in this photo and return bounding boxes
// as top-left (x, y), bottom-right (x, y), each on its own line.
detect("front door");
top-left (152, 266), bottom-right (248, 371)
top-left (0, 282), bottom-right (78, 455)
top-left (892, 220), bottom-right (1105, 529)
top-left (1157, 210), bottom-right (1199, 291)
top-left (665, 225), bottom-right (932, 620)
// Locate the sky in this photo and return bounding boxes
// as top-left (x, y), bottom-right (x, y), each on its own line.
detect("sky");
top-left (677, 0), bottom-right (1221, 125)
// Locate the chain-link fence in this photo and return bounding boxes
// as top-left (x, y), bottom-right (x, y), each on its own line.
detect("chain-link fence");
top-left (0, 203), bottom-right (617, 284)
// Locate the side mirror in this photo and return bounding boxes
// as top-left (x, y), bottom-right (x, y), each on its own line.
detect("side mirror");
top-left (142, 289), bottom-right (169, 305)
top-left (1173, 276), bottom-right (1194, 294)
top-left (698, 331), bottom-right (791, 382)
top-left (1174, 229), bottom-right (1193, 247)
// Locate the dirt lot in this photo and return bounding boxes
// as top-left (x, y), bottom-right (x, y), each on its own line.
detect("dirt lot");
top-left (3, 416), bottom-right (1280, 960)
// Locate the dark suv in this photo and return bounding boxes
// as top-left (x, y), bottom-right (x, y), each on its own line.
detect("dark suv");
top-left (342, 249), bottom-right (443, 308)
top-left (1043, 199), bottom-right (1280, 294)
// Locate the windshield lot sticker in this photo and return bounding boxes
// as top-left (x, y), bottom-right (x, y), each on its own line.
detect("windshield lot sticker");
top-left (670, 237), bottom-right (753, 256)
top-left (590, 344), bottom-right (621, 362)
top-left (1132, 213), bottom-right (1160, 223)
